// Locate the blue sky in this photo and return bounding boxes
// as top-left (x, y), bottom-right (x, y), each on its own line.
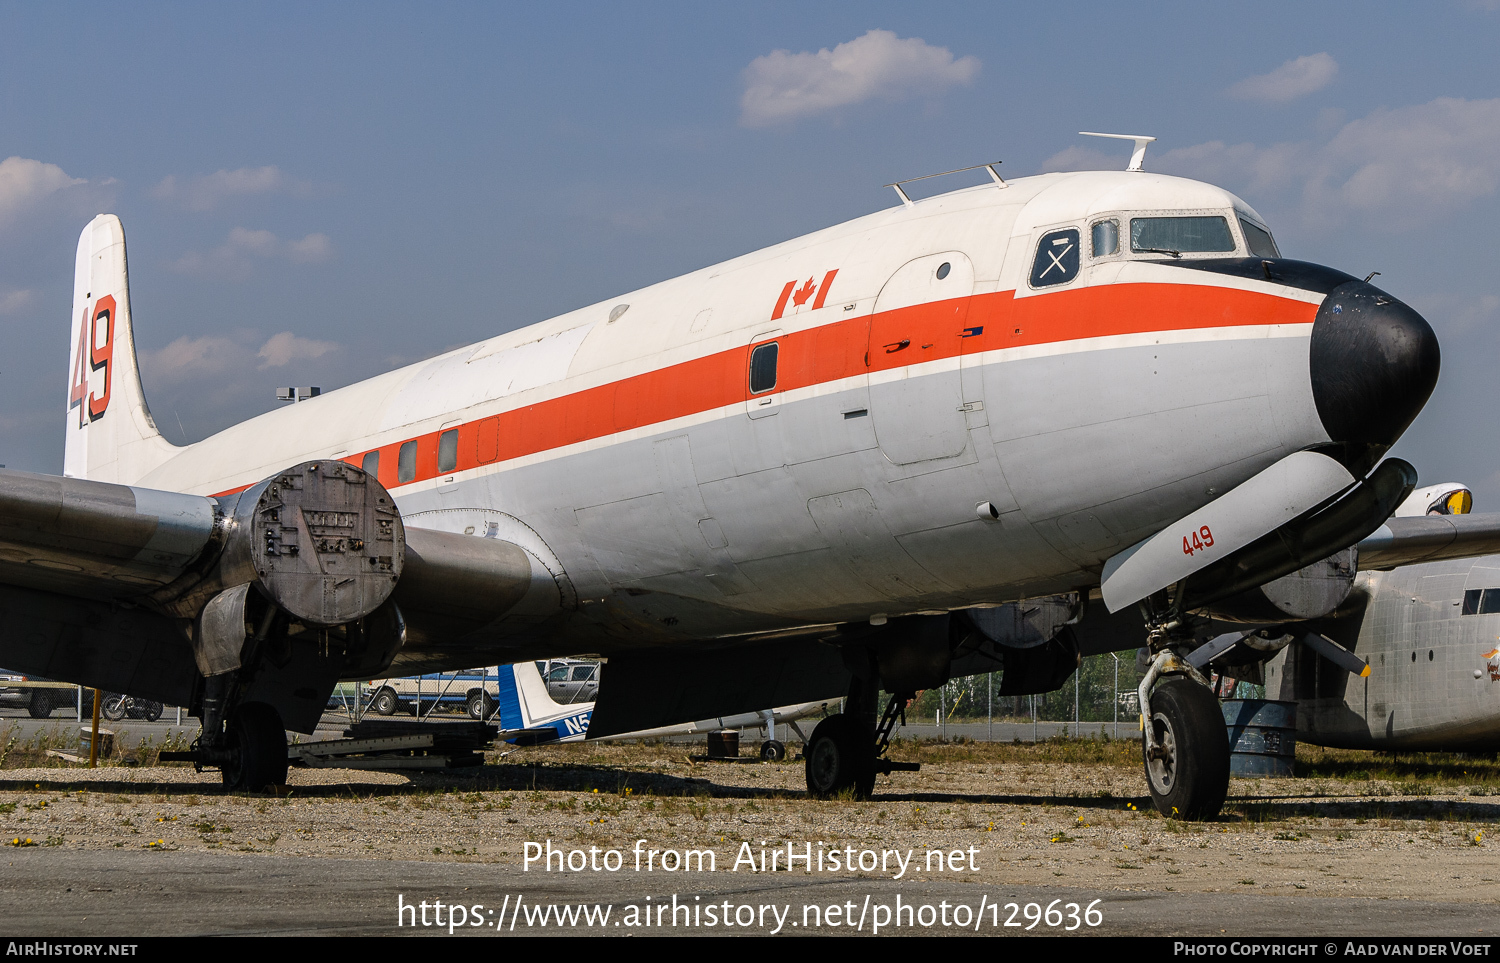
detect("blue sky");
top-left (3, 2), bottom-right (1500, 504)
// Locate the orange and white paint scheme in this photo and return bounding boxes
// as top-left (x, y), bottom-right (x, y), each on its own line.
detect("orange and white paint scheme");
top-left (25, 159), bottom-right (1450, 804)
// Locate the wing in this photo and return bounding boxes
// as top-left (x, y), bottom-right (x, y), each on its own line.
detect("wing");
top-left (1355, 512), bottom-right (1500, 570)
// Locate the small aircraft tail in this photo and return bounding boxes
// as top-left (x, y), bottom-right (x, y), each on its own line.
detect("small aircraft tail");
top-left (63, 214), bottom-right (178, 484)
top-left (492, 663), bottom-right (593, 741)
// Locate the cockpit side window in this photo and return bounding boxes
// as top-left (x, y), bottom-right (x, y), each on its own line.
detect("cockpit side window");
top-left (1239, 218), bottom-right (1281, 258)
top-left (1130, 216), bottom-right (1235, 255)
top-left (1091, 219), bottom-right (1120, 258)
top-left (1029, 228), bottom-right (1080, 288)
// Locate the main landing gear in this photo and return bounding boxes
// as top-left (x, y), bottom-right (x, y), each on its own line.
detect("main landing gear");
top-left (1137, 613), bottom-right (1230, 820)
top-left (166, 671), bottom-right (290, 792)
top-left (805, 676), bottom-right (919, 799)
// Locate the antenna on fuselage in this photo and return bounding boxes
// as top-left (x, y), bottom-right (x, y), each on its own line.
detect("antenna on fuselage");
top-left (884, 160), bottom-right (1006, 209)
top-left (1079, 131), bottom-right (1157, 172)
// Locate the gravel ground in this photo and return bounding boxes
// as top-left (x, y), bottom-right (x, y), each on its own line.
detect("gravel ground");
top-left (1, 741), bottom-right (1497, 905)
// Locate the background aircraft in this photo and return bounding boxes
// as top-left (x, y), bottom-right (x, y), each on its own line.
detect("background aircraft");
top-left (1250, 483), bottom-right (1500, 752)
top-left (483, 661), bottom-right (830, 760)
top-left (0, 150), bottom-right (1483, 819)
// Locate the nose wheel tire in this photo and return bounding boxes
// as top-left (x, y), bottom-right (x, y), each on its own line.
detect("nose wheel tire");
top-left (1142, 677), bottom-right (1230, 820)
top-left (804, 715), bottom-right (874, 799)
top-left (760, 739), bottom-right (786, 762)
top-left (222, 702), bottom-right (289, 792)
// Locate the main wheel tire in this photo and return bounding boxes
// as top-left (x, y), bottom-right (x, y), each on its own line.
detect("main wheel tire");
top-left (1142, 676), bottom-right (1230, 821)
top-left (760, 739), bottom-right (786, 762)
top-left (466, 692), bottom-right (497, 720)
top-left (27, 691), bottom-right (52, 719)
top-left (372, 688), bottom-right (398, 715)
top-left (222, 702), bottom-right (288, 792)
top-left (804, 715), bottom-right (874, 799)
top-left (101, 694), bottom-right (128, 721)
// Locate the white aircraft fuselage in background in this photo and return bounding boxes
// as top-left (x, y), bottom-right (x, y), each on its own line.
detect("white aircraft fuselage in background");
top-left (1273, 555), bottom-right (1500, 751)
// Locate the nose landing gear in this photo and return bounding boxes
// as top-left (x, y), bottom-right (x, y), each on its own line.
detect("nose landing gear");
top-left (1137, 610), bottom-right (1231, 820)
top-left (1141, 676), bottom-right (1229, 820)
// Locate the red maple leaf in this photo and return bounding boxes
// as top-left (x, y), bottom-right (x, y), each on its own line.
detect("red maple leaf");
top-left (791, 277), bottom-right (817, 307)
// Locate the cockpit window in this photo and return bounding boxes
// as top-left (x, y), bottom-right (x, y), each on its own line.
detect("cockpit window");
top-left (1239, 218), bottom-right (1280, 258)
top-left (1029, 229), bottom-right (1080, 287)
top-left (1130, 216), bottom-right (1235, 255)
top-left (1462, 589), bottom-right (1500, 615)
top-left (1091, 219), bottom-right (1120, 257)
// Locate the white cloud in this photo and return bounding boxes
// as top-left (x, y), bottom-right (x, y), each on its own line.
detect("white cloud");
top-left (1229, 53), bottom-right (1338, 103)
top-left (0, 289), bottom-right (36, 316)
top-left (1311, 98), bottom-right (1500, 221)
top-left (257, 331), bottom-right (337, 369)
top-left (151, 166), bottom-right (307, 212)
top-left (139, 335), bottom-right (244, 387)
top-left (0, 157), bottom-right (87, 227)
top-left (740, 29), bottom-right (979, 127)
top-left (141, 330), bottom-right (339, 385)
top-left (1145, 97), bottom-right (1500, 231)
top-left (1038, 146), bottom-right (1122, 174)
top-left (168, 227), bottom-right (334, 280)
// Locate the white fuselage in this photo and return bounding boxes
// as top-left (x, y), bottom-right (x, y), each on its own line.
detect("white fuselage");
top-left (125, 171), bottom-right (1333, 659)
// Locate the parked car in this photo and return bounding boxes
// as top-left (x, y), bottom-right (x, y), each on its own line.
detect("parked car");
top-left (0, 672), bottom-right (92, 719)
top-left (539, 660), bottom-right (601, 705)
top-left (364, 668), bottom-right (506, 719)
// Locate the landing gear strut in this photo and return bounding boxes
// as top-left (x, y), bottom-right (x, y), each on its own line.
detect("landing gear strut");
top-left (804, 677), bottom-right (919, 799)
top-left (1137, 603), bottom-right (1230, 820)
top-left (166, 668), bottom-right (290, 792)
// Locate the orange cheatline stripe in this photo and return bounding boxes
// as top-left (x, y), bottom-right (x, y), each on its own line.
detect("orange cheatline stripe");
top-left (212, 282), bottom-right (1315, 497)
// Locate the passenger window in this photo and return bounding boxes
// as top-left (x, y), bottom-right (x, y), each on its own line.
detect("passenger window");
top-left (398, 440), bottom-right (417, 483)
top-left (572, 666), bottom-right (594, 681)
top-left (1029, 229), bottom-right (1080, 288)
top-left (1239, 218), bottom-right (1281, 258)
top-left (1091, 219), bottom-right (1120, 257)
top-left (749, 342), bottom-right (778, 394)
top-left (361, 450), bottom-right (380, 479)
top-left (548, 667), bottom-right (570, 683)
top-left (438, 428), bottom-right (458, 473)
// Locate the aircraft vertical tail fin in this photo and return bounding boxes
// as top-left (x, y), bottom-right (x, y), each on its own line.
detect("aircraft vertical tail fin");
top-left (492, 663), bottom-right (593, 741)
top-left (64, 214), bottom-right (178, 484)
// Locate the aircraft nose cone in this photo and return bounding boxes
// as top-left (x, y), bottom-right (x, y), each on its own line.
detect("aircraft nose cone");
top-left (1309, 280), bottom-right (1439, 451)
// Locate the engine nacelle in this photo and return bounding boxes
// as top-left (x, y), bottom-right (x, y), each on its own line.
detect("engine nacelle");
top-left (215, 461), bottom-right (403, 626)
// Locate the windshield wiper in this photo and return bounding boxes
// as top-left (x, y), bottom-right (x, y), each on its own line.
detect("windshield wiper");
top-left (1136, 247), bottom-right (1182, 259)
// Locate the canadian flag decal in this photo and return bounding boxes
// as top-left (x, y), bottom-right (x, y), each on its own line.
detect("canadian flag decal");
top-left (771, 269), bottom-right (838, 321)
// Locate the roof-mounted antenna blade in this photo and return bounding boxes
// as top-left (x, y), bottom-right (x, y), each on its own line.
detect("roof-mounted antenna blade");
top-left (1079, 131), bottom-right (1157, 172)
top-left (884, 160), bottom-right (1006, 210)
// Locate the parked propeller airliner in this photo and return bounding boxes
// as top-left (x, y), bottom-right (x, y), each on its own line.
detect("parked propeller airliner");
top-left (2, 141), bottom-right (1482, 818)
